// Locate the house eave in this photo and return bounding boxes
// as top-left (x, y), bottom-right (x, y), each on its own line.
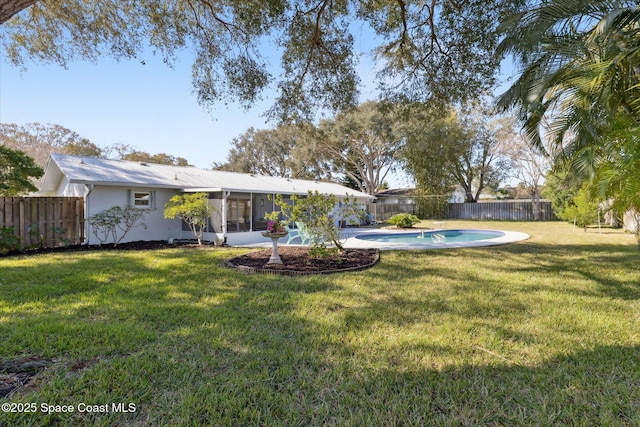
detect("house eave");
top-left (67, 179), bottom-right (187, 190)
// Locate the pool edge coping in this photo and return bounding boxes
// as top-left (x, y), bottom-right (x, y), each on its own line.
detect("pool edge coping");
top-left (341, 229), bottom-right (531, 250)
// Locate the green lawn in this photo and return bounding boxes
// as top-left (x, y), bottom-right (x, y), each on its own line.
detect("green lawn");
top-left (1, 221), bottom-right (639, 426)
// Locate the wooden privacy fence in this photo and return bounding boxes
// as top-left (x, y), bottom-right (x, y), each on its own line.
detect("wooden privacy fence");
top-left (0, 197), bottom-right (85, 248)
top-left (446, 200), bottom-right (558, 221)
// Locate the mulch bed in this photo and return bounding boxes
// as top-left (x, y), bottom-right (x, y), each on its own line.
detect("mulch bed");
top-left (0, 240), bottom-right (212, 258)
top-left (226, 247), bottom-right (379, 275)
top-left (0, 357), bottom-right (53, 398)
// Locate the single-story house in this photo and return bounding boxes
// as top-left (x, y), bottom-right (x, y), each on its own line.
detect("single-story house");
top-left (374, 188), bottom-right (417, 206)
top-left (37, 154), bottom-right (375, 245)
top-left (371, 188), bottom-right (418, 222)
top-left (376, 187), bottom-right (497, 205)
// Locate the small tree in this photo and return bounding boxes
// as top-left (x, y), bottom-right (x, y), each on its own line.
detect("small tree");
top-left (164, 193), bottom-right (215, 245)
top-left (0, 146), bottom-right (44, 196)
top-left (562, 187), bottom-right (600, 232)
top-left (86, 206), bottom-right (148, 246)
top-left (271, 191), bottom-right (363, 257)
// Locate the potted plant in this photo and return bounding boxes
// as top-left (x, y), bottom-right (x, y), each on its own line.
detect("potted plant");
top-left (261, 220), bottom-right (288, 238)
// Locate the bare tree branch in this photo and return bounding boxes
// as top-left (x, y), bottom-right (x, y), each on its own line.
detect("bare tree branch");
top-left (0, 0), bottom-right (38, 24)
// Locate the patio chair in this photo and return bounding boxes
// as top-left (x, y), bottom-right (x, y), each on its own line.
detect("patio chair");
top-left (285, 222), bottom-right (311, 245)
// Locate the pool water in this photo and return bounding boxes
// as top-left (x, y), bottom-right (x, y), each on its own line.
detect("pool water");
top-left (355, 229), bottom-right (505, 245)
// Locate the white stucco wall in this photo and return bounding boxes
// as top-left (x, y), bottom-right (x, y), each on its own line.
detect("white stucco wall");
top-left (55, 177), bottom-right (88, 197)
top-left (82, 186), bottom-right (185, 245)
top-left (51, 179), bottom-right (372, 246)
top-left (206, 231), bottom-right (262, 246)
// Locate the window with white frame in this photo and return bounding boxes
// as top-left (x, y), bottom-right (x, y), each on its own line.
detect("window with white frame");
top-left (131, 191), bottom-right (155, 208)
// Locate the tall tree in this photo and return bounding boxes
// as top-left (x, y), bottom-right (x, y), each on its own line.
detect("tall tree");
top-left (399, 105), bottom-right (460, 197)
top-left (121, 151), bottom-right (190, 166)
top-left (0, 145), bottom-right (44, 195)
top-left (100, 143), bottom-right (190, 165)
top-left (497, 0), bottom-right (640, 224)
top-left (214, 124), bottom-right (328, 180)
top-left (501, 116), bottom-right (554, 220)
top-left (0, 122), bottom-right (101, 167)
top-left (1, 123), bottom-right (195, 166)
top-left (320, 101), bottom-right (403, 195)
top-left (2, 0), bottom-right (526, 119)
top-left (448, 103), bottom-right (514, 202)
top-left (61, 139), bottom-right (103, 158)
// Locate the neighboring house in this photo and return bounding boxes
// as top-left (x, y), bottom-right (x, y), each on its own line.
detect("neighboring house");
top-left (448, 185), bottom-right (498, 203)
top-left (37, 154), bottom-right (375, 245)
top-left (375, 187), bottom-right (480, 205)
top-left (372, 188), bottom-right (417, 222)
top-left (375, 188), bottom-right (417, 206)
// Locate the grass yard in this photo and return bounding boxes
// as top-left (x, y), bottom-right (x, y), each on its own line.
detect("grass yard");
top-left (1, 221), bottom-right (639, 426)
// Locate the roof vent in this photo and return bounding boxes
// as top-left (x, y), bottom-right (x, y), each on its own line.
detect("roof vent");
top-left (139, 162), bottom-right (148, 166)
top-left (174, 174), bottom-right (178, 180)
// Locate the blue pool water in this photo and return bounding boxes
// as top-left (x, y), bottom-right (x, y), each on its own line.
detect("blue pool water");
top-left (355, 229), bottom-right (505, 245)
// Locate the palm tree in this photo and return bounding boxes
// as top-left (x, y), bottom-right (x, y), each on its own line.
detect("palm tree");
top-left (496, 0), bottom-right (640, 228)
top-left (498, 0), bottom-right (639, 146)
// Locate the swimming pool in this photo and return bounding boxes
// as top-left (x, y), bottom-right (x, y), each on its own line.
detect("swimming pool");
top-left (345, 229), bottom-right (530, 250)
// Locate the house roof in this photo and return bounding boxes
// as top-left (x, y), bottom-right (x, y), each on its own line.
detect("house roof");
top-left (375, 188), bottom-right (416, 197)
top-left (39, 154), bottom-right (375, 199)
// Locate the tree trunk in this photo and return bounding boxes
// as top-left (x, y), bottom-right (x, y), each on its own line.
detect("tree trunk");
top-left (531, 193), bottom-right (540, 221)
top-left (465, 191), bottom-right (476, 203)
top-left (0, 0), bottom-right (38, 24)
top-left (635, 218), bottom-right (640, 251)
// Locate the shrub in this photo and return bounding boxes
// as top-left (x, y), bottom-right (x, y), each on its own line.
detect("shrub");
top-left (0, 227), bottom-right (21, 254)
top-left (86, 206), bottom-right (148, 246)
top-left (387, 213), bottom-right (421, 228)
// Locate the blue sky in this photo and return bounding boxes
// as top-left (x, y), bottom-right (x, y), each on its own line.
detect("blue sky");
top-left (1, 37), bottom-right (514, 188)
top-left (0, 51), bottom-right (278, 168)
top-left (0, 30), bottom-right (386, 172)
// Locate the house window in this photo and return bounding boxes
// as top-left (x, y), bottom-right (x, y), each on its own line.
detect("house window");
top-left (131, 191), bottom-right (155, 208)
top-left (226, 195), bottom-right (251, 232)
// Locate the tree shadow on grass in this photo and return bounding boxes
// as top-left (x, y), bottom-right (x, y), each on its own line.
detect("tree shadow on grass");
top-left (373, 242), bottom-right (640, 301)
top-left (1, 245), bottom-right (639, 425)
top-left (321, 344), bottom-right (640, 425)
top-left (164, 270), bottom-right (640, 425)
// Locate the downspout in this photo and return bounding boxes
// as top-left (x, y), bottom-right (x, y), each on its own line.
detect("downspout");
top-left (82, 184), bottom-right (94, 245)
top-left (222, 190), bottom-right (230, 244)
